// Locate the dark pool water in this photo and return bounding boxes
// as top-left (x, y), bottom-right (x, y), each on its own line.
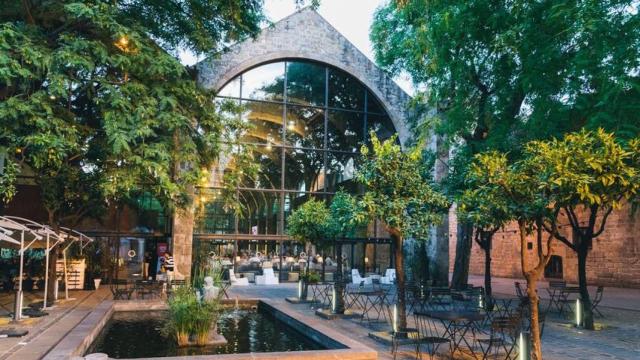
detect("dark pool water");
top-left (87, 309), bottom-right (325, 358)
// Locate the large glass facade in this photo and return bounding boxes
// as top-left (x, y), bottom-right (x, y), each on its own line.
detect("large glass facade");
top-left (195, 60), bottom-right (395, 240)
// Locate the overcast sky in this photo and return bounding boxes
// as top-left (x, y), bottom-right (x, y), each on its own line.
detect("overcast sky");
top-left (179, 0), bottom-right (414, 95)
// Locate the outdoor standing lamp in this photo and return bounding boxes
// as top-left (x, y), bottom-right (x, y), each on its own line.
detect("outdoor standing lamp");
top-left (331, 286), bottom-right (337, 312)
top-left (392, 304), bottom-right (398, 333)
top-left (518, 331), bottom-right (530, 360)
top-left (576, 298), bottom-right (583, 327)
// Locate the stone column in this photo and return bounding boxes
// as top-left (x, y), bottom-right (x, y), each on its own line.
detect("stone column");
top-left (428, 133), bottom-right (450, 286)
top-left (172, 208), bottom-right (194, 280)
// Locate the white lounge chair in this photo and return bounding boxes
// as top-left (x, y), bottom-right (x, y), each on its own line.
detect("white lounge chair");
top-left (229, 269), bottom-right (249, 286)
top-left (380, 268), bottom-right (396, 284)
top-left (351, 269), bottom-right (372, 285)
top-left (255, 268), bottom-right (279, 285)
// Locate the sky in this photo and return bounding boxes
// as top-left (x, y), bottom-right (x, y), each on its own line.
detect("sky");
top-left (179, 0), bottom-right (414, 95)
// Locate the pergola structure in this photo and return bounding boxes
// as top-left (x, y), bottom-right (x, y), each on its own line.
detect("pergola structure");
top-left (0, 216), bottom-right (93, 321)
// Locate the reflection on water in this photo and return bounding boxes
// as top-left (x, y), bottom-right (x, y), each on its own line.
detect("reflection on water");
top-left (88, 309), bottom-right (324, 358)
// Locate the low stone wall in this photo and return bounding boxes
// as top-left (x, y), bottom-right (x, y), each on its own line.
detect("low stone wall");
top-left (44, 298), bottom-right (377, 360)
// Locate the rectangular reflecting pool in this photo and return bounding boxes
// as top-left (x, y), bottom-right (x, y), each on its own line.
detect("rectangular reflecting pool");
top-left (87, 308), bottom-right (326, 358)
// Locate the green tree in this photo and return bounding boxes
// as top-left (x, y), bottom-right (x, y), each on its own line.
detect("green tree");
top-left (287, 197), bottom-right (331, 262)
top-left (0, 0), bottom-right (273, 302)
top-left (533, 129), bottom-right (640, 330)
top-left (356, 134), bottom-right (449, 331)
top-left (458, 174), bottom-right (511, 303)
top-left (326, 190), bottom-right (363, 314)
top-left (371, 0), bottom-right (640, 289)
top-left (470, 150), bottom-right (554, 360)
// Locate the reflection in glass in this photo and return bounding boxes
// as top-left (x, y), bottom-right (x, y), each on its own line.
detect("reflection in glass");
top-left (367, 114), bottom-right (395, 142)
top-left (194, 193), bottom-right (234, 234)
top-left (286, 105), bottom-right (324, 149)
top-left (367, 90), bottom-right (385, 114)
top-left (286, 62), bottom-right (326, 107)
top-left (235, 145), bottom-right (282, 189)
top-left (327, 110), bottom-right (364, 153)
top-left (329, 68), bottom-right (365, 111)
top-left (218, 77), bottom-right (241, 98)
top-left (199, 60), bottom-right (398, 237)
top-left (242, 62), bottom-right (285, 102)
top-left (284, 148), bottom-right (325, 192)
top-left (237, 191), bottom-right (280, 235)
top-left (241, 101), bottom-right (283, 145)
top-left (325, 153), bottom-right (359, 193)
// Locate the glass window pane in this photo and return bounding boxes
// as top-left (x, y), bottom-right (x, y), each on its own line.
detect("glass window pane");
top-left (283, 148), bottom-right (325, 191)
top-left (233, 144), bottom-right (282, 189)
top-left (325, 152), bottom-right (361, 193)
top-left (367, 90), bottom-right (385, 114)
top-left (327, 110), bottom-right (364, 153)
top-left (285, 105), bottom-right (325, 149)
top-left (194, 191), bottom-right (234, 234)
top-left (237, 190), bottom-right (280, 235)
top-left (241, 101), bottom-right (283, 145)
top-left (218, 77), bottom-right (241, 98)
top-left (328, 68), bottom-right (365, 111)
top-left (286, 61), bottom-right (326, 107)
top-left (242, 62), bottom-right (285, 102)
top-left (367, 114), bottom-right (395, 142)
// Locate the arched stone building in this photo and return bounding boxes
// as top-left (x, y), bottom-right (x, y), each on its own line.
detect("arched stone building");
top-left (170, 8), bottom-right (449, 282)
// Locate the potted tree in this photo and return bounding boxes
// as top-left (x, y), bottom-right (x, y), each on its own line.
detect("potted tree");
top-left (287, 198), bottom-right (331, 301)
top-left (355, 134), bottom-right (449, 336)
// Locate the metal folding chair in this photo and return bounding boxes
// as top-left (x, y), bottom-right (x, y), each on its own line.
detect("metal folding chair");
top-left (591, 286), bottom-right (604, 317)
top-left (476, 315), bottom-right (521, 359)
top-left (412, 312), bottom-right (450, 359)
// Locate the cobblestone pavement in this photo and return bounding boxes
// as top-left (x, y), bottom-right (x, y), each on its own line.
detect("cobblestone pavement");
top-left (229, 283), bottom-right (640, 360)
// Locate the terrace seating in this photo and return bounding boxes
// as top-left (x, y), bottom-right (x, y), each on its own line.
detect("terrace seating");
top-left (255, 268), bottom-right (279, 285)
top-left (229, 269), bottom-right (249, 286)
top-left (380, 268), bottom-right (396, 284)
top-left (351, 269), bottom-right (372, 285)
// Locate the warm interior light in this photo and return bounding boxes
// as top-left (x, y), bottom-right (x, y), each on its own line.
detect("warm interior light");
top-left (287, 120), bottom-right (295, 130)
top-left (118, 36), bottom-right (129, 46)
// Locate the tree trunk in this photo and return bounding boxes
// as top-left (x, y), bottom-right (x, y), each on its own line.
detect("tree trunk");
top-left (334, 244), bottom-right (345, 314)
top-left (526, 276), bottom-right (543, 360)
top-left (483, 236), bottom-right (493, 309)
top-left (451, 221), bottom-right (473, 289)
top-left (578, 244), bottom-right (594, 329)
top-left (391, 230), bottom-right (407, 331)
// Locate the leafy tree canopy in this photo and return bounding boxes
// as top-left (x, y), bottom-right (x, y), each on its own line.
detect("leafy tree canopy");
top-left (0, 0), bottom-right (312, 222)
top-left (372, 0), bottom-right (640, 195)
top-left (356, 133), bottom-right (449, 239)
top-left (286, 197), bottom-right (331, 248)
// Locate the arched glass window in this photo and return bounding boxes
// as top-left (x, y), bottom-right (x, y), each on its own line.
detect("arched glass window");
top-left (195, 60), bottom-right (396, 236)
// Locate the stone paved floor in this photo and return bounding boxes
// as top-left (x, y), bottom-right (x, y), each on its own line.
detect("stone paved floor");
top-left (1, 279), bottom-right (638, 360)
top-left (228, 282), bottom-right (640, 360)
top-left (0, 288), bottom-right (110, 360)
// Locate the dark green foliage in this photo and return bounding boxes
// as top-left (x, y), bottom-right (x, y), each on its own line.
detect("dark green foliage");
top-left (0, 0), bottom-right (271, 221)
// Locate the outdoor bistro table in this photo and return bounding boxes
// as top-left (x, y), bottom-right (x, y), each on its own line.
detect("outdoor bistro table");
top-left (490, 295), bottom-right (521, 319)
top-left (415, 310), bottom-right (486, 359)
top-left (309, 282), bottom-right (333, 307)
top-left (558, 286), bottom-right (582, 316)
top-left (346, 285), bottom-right (386, 321)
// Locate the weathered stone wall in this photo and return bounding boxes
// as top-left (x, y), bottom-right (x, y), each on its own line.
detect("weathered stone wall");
top-left (449, 204), bottom-right (640, 288)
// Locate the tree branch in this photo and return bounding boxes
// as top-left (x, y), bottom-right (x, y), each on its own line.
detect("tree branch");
top-left (593, 204), bottom-right (615, 238)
